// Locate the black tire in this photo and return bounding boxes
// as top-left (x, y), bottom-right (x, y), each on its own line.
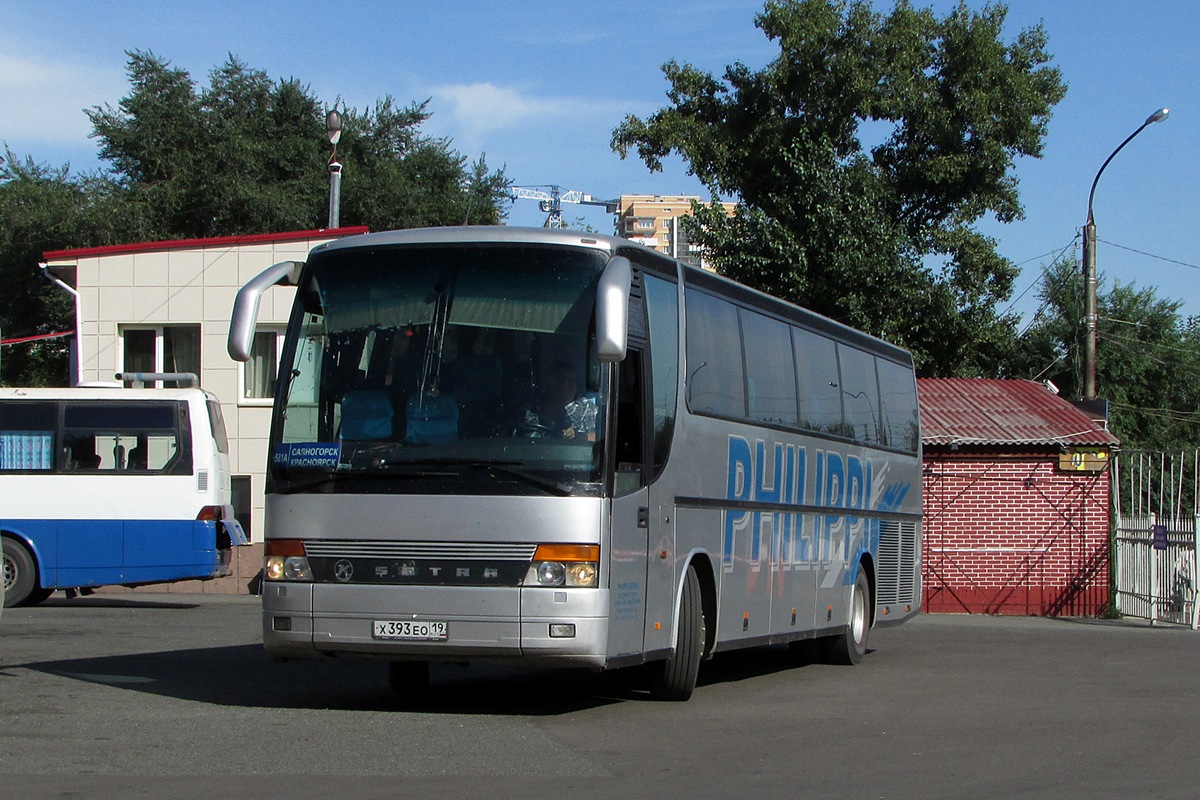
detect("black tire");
top-left (3, 537), bottom-right (43, 608)
top-left (651, 565), bottom-right (705, 701)
top-left (822, 568), bottom-right (871, 666)
top-left (387, 661), bottom-right (430, 694)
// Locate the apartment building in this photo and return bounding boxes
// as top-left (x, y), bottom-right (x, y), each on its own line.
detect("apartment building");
top-left (612, 194), bottom-right (735, 269)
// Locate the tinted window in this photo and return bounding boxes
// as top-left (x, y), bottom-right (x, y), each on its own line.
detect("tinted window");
top-left (685, 291), bottom-right (745, 418)
top-left (793, 328), bottom-right (842, 434)
top-left (644, 275), bottom-right (679, 477)
top-left (838, 345), bottom-right (880, 444)
top-left (878, 358), bottom-right (920, 453)
top-left (740, 309), bottom-right (798, 426)
top-left (62, 402), bottom-right (188, 473)
top-left (207, 399), bottom-right (230, 454)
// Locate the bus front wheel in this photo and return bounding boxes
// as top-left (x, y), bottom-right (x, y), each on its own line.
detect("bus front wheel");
top-left (3, 537), bottom-right (46, 608)
top-left (651, 565), bottom-right (705, 701)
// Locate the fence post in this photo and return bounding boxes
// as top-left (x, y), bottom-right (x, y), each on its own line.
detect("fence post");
top-left (1150, 512), bottom-right (1159, 625)
top-left (1192, 514), bottom-right (1199, 631)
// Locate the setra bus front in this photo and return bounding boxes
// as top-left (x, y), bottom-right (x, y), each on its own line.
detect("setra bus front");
top-left (238, 229), bottom-right (634, 676)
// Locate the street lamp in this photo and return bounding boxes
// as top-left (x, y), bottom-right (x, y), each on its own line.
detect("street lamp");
top-left (1082, 107), bottom-right (1169, 400)
top-left (326, 109), bottom-right (343, 229)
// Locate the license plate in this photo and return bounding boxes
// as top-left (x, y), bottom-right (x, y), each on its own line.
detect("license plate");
top-left (372, 620), bottom-right (448, 641)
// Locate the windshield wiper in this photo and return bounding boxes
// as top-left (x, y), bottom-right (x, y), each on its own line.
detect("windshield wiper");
top-left (387, 458), bottom-right (575, 497)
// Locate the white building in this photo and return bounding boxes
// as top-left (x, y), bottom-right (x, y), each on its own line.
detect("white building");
top-left (43, 227), bottom-right (368, 541)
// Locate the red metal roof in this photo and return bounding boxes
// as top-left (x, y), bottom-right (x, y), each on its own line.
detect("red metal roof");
top-left (43, 226), bottom-right (369, 261)
top-left (918, 378), bottom-right (1119, 448)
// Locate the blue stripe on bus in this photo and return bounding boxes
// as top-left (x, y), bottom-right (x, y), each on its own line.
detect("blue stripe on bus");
top-left (3, 518), bottom-right (226, 589)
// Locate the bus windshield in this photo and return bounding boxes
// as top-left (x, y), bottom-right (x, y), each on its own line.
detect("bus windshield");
top-left (271, 243), bottom-right (611, 497)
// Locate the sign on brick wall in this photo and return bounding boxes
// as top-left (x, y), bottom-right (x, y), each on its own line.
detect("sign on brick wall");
top-left (1058, 448), bottom-right (1109, 473)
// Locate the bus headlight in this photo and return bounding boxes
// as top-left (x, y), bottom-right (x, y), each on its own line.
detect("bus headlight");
top-left (537, 561), bottom-right (566, 586)
top-left (264, 539), bottom-right (313, 582)
top-left (567, 562), bottom-right (597, 586)
top-left (525, 544), bottom-right (599, 588)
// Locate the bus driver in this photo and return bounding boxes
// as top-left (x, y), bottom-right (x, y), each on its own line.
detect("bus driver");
top-left (523, 360), bottom-right (598, 441)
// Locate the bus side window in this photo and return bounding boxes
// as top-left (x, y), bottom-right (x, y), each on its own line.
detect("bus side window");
top-left (0, 400), bottom-right (58, 471)
top-left (63, 404), bottom-right (183, 473)
top-left (613, 350), bottom-right (646, 496)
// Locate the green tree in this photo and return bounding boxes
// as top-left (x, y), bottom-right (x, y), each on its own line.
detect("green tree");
top-left (335, 100), bottom-right (509, 229)
top-left (0, 153), bottom-right (135, 385)
top-left (88, 52), bottom-right (510, 237)
top-left (1012, 255), bottom-right (1200, 449)
top-left (612, 0), bottom-right (1065, 375)
top-left (2, 51), bottom-right (509, 385)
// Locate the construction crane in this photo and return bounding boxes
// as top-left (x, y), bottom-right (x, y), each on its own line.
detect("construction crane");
top-left (509, 185), bottom-right (618, 229)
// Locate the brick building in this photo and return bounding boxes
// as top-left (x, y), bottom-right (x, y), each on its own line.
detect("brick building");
top-left (919, 379), bottom-right (1119, 615)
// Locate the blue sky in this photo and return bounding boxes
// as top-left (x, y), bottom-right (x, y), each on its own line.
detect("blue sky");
top-left (3, 0), bottom-right (1198, 324)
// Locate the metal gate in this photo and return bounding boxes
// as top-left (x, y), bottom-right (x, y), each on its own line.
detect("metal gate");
top-left (1113, 450), bottom-right (1200, 628)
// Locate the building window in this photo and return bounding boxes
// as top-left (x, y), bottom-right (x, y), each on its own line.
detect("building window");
top-left (231, 474), bottom-right (253, 537)
top-left (635, 218), bottom-right (656, 230)
top-left (240, 329), bottom-right (284, 403)
top-left (121, 325), bottom-right (201, 387)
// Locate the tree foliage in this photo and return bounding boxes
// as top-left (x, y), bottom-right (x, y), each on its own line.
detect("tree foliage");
top-left (87, 52), bottom-right (509, 238)
top-left (0, 153), bottom-right (133, 384)
top-left (1012, 256), bottom-right (1200, 450)
top-left (612, 0), bottom-right (1065, 375)
top-left (1, 51), bottom-right (508, 385)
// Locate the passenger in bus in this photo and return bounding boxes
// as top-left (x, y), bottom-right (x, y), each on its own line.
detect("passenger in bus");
top-left (127, 445), bottom-right (148, 470)
top-left (67, 439), bottom-right (102, 469)
top-left (524, 360), bottom-right (598, 441)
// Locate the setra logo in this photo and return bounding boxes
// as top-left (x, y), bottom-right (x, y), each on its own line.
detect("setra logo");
top-left (333, 559), bottom-right (355, 582)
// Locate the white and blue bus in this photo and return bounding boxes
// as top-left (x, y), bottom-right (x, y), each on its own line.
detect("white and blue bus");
top-left (1, 378), bottom-right (247, 606)
top-left (230, 226), bottom-right (921, 700)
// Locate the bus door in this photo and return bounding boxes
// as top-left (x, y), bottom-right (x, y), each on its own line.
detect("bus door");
top-left (607, 348), bottom-right (671, 660)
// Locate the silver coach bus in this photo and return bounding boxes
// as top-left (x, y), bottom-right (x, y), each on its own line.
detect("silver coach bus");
top-left (229, 226), bottom-right (921, 700)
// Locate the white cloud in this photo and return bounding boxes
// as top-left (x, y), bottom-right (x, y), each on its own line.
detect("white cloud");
top-left (0, 47), bottom-right (125, 156)
top-left (431, 82), bottom-right (633, 149)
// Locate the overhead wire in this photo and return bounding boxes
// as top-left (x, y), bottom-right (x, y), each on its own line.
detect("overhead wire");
top-left (1097, 239), bottom-right (1200, 273)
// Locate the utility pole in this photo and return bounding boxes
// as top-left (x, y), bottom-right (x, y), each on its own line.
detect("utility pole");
top-left (1081, 107), bottom-right (1169, 400)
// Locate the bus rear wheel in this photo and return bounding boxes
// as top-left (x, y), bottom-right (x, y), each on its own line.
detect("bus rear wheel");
top-left (651, 565), bottom-right (705, 701)
top-left (3, 537), bottom-right (46, 608)
top-left (821, 568), bottom-right (870, 665)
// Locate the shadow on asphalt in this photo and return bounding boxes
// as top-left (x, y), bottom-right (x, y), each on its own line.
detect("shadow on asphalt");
top-left (11, 639), bottom-right (839, 716)
top-left (30, 596), bottom-right (201, 611)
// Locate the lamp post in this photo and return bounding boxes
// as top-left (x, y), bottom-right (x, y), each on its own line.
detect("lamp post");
top-left (1082, 107), bottom-right (1169, 400)
top-left (326, 109), bottom-right (343, 229)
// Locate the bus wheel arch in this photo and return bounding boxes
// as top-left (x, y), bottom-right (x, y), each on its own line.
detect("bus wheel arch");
top-left (858, 553), bottom-right (877, 630)
top-left (3, 534), bottom-right (50, 608)
top-left (688, 553), bottom-right (717, 660)
top-left (821, 557), bottom-right (873, 666)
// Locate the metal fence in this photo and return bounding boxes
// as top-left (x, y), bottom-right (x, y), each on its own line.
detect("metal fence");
top-left (1113, 450), bottom-right (1200, 628)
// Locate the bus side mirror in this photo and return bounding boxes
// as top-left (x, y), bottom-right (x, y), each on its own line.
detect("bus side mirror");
top-left (227, 260), bottom-right (305, 362)
top-left (596, 256), bottom-right (631, 363)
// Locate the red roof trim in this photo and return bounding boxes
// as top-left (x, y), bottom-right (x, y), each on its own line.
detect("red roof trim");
top-left (43, 226), bottom-right (370, 261)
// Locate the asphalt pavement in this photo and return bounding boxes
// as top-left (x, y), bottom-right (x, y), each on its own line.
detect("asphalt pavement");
top-left (1, 593), bottom-right (1198, 799)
